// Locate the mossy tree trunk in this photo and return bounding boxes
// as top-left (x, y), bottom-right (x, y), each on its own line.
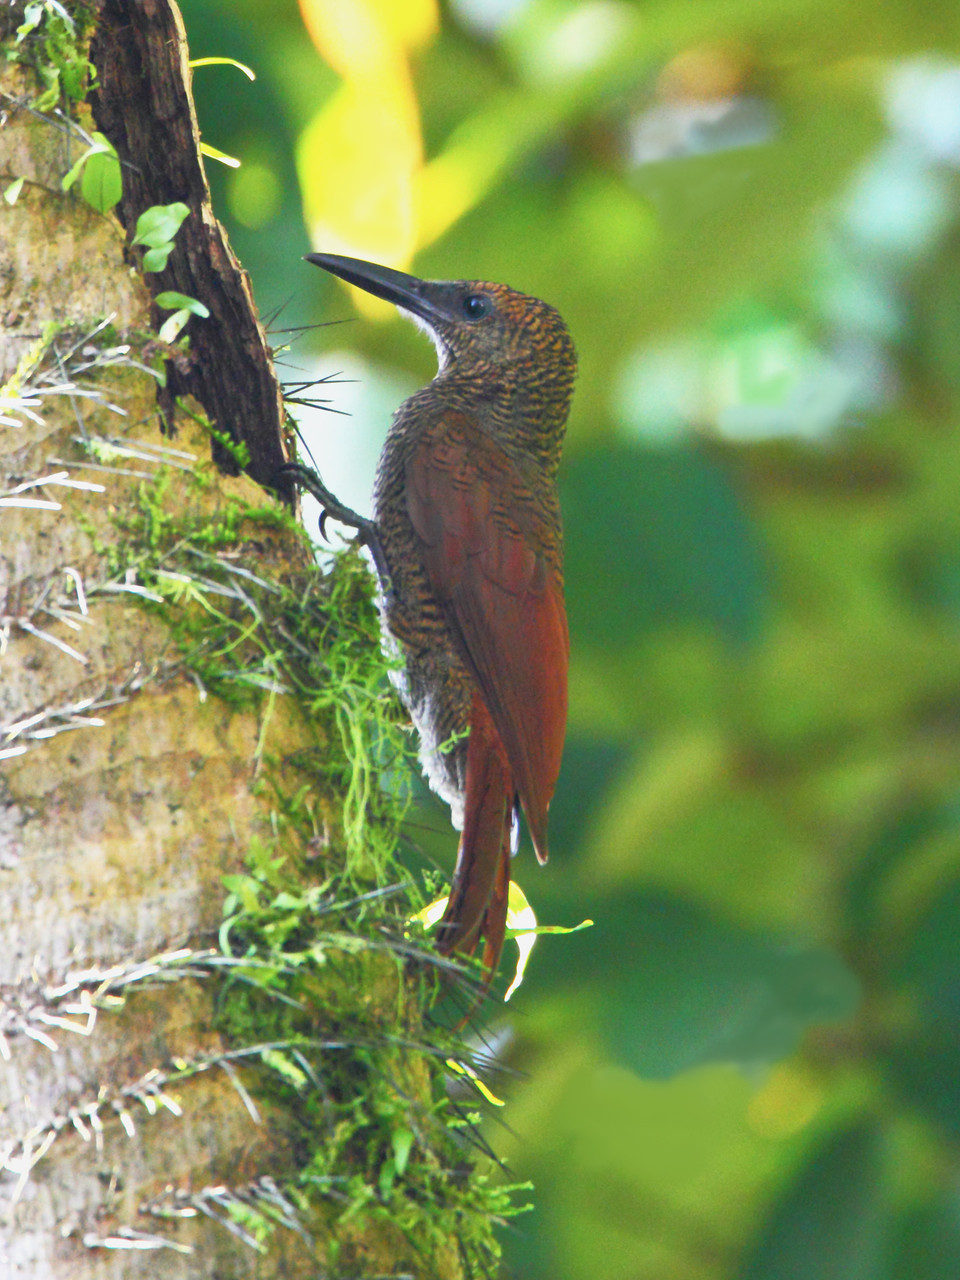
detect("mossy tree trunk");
top-left (0, 3), bottom-right (500, 1277)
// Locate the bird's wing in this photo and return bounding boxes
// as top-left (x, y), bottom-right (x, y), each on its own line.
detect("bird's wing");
top-left (405, 411), bottom-right (568, 862)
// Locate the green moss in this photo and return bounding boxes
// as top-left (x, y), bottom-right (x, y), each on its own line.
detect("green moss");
top-left (177, 396), bottom-right (253, 470)
top-left (5, 1), bottom-right (97, 111)
top-left (212, 827), bottom-right (530, 1276)
top-left (96, 440), bottom-right (527, 1277)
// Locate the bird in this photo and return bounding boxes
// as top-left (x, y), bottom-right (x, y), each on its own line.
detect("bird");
top-left (284, 253), bottom-right (576, 992)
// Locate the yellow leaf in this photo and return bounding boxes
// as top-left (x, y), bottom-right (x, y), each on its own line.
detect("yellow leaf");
top-left (298, 0), bottom-right (438, 80)
top-left (296, 0), bottom-right (439, 271)
top-left (297, 76), bottom-right (420, 270)
top-left (410, 894), bottom-right (448, 928)
top-left (199, 142), bottom-right (241, 169)
top-left (411, 881), bottom-right (592, 1003)
top-left (189, 56), bottom-right (256, 81)
top-left (503, 880), bottom-right (538, 1002)
top-left (445, 1058), bottom-right (505, 1107)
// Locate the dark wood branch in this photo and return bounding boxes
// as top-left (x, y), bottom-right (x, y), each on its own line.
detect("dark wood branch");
top-left (89, 0), bottom-right (296, 501)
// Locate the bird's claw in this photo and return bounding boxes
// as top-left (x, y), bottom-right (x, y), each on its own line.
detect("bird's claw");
top-left (277, 461), bottom-right (393, 594)
top-left (276, 462), bottom-right (367, 534)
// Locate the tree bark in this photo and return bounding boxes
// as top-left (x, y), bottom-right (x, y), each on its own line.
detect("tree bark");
top-left (0, 3), bottom-right (488, 1277)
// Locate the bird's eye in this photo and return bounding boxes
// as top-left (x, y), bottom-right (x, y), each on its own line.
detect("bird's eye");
top-left (462, 294), bottom-right (489, 320)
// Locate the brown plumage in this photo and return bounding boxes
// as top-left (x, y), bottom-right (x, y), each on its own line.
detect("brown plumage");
top-left (289, 255), bottom-right (576, 987)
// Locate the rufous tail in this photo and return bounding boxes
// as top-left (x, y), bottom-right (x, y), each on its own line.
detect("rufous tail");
top-left (436, 691), bottom-right (513, 984)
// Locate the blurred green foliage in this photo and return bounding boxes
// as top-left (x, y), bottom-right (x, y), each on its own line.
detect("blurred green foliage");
top-left (180, 0), bottom-right (960, 1274)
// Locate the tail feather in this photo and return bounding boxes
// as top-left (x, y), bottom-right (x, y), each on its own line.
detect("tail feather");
top-left (437, 691), bottom-right (513, 980)
top-left (479, 835), bottom-right (511, 980)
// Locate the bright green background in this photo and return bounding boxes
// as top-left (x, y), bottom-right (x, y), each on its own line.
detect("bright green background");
top-left (180, 1), bottom-right (960, 1274)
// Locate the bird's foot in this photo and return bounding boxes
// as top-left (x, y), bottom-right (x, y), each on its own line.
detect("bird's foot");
top-left (277, 462), bottom-right (393, 595)
top-left (277, 462), bottom-right (371, 537)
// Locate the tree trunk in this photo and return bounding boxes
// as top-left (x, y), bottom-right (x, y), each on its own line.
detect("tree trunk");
top-left (0, 3), bottom-right (504, 1276)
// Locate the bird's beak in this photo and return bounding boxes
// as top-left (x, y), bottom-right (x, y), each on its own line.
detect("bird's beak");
top-left (305, 252), bottom-right (441, 327)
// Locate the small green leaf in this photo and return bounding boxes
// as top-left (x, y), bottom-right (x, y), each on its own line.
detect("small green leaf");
top-left (3, 178), bottom-right (24, 205)
top-left (33, 69), bottom-right (60, 113)
top-left (158, 310), bottom-right (189, 343)
top-left (16, 3), bottom-right (44, 42)
top-left (141, 245), bottom-right (173, 273)
top-left (132, 202), bottom-right (190, 249)
top-left (378, 1158), bottom-right (397, 1199)
top-left (271, 890), bottom-right (305, 911)
top-left (61, 134), bottom-right (120, 212)
top-left (189, 56), bottom-right (256, 80)
top-left (155, 291), bottom-right (210, 317)
top-left (218, 911), bottom-right (239, 954)
top-left (80, 147), bottom-right (121, 213)
top-left (221, 873), bottom-right (263, 912)
top-left (391, 1127), bottom-right (414, 1176)
top-left (61, 151), bottom-right (86, 192)
top-left (260, 1048), bottom-right (308, 1089)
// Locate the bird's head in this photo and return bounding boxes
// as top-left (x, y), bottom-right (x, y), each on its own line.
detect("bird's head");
top-left (306, 253), bottom-right (576, 402)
